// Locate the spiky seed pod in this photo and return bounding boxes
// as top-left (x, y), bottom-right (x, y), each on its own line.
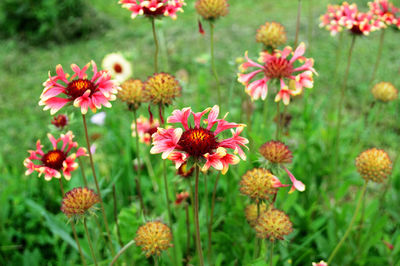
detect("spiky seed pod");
top-left (118, 79), bottom-right (144, 110)
top-left (143, 73), bottom-right (181, 106)
top-left (259, 140), bottom-right (293, 164)
top-left (135, 221), bottom-right (173, 257)
top-left (195, 0), bottom-right (229, 20)
top-left (256, 22), bottom-right (287, 49)
top-left (255, 208), bottom-right (293, 242)
top-left (240, 168), bottom-right (279, 202)
top-left (371, 82), bottom-right (398, 102)
top-left (244, 202), bottom-right (268, 227)
top-left (355, 148), bottom-right (392, 183)
top-left (61, 187), bottom-right (100, 220)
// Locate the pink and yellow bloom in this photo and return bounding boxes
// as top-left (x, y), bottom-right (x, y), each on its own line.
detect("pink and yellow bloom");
top-left (339, 2), bottom-right (383, 35)
top-left (39, 61), bottom-right (120, 115)
top-left (131, 115), bottom-right (160, 145)
top-left (238, 42), bottom-right (316, 104)
top-left (150, 105), bottom-right (248, 174)
top-left (24, 131), bottom-right (87, 181)
top-left (119, 0), bottom-right (185, 20)
top-left (368, 0), bottom-right (399, 27)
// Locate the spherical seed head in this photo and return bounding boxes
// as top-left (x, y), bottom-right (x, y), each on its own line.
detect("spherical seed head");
top-left (371, 82), bottom-right (398, 102)
top-left (143, 73), bottom-right (181, 106)
top-left (256, 22), bottom-right (287, 49)
top-left (118, 79), bottom-right (144, 109)
top-left (244, 202), bottom-right (268, 227)
top-left (259, 140), bottom-right (293, 164)
top-left (255, 208), bottom-right (293, 242)
top-left (355, 148), bottom-right (392, 183)
top-left (135, 221), bottom-right (173, 257)
top-left (61, 187), bottom-right (100, 220)
top-left (240, 168), bottom-right (279, 202)
top-left (195, 0), bottom-right (229, 20)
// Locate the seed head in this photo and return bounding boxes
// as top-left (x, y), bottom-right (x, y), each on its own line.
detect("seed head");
top-left (51, 114), bottom-right (68, 129)
top-left (244, 202), bottom-right (268, 227)
top-left (195, 0), bottom-right (229, 20)
top-left (371, 82), bottom-right (398, 102)
top-left (135, 221), bottom-right (173, 257)
top-left (355, 148), bottom-right (392, 183)
top-left (143, 73), bottom-right (181, 106)
top-left (256, 22), bottom-right (287, 49)
top-left (255, 208), bottom-right (293, 242)
top-left (61, 187), bottom-right (100, 220)
top-left (240, 168), bottom-right (279, 202)
top-left (259, 140), bottom-right (293, 164)
top-left (118, 79), bottom-right (144, 110)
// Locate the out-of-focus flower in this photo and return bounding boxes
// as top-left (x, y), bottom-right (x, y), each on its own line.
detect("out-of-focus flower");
top-left (102, 53), bottom-right (132, 83)
top-left (319, 4), bottom-right (345, 35)
top-left (368, 0), bottom-right (399, 27)
top-left (244, 202), bottom-right (268, 227)
top-left (382, 239), bottom-right (394, 250)
top-left (90, 143), bottom-right (97, 155)
top-left (118, 79), bottom-right (144, 110)
top-left (131, 115), bottom-right (160, 145)
top-left (119, 0), bottom-right (185, 20)
top-left (143, 73), bottom-right (181, 106)
top-left (238, 42), bottom-right (316, 104)
top-left (135, 221), bottom-right (173, 257)
top-left (90, 112), bottom-right (106, 126)
top-left (195, 0), bottom-right (229, 20)
top-left (312, 261), bottom-right (328, 266)
top-left (150, 105), bottom-right (248, 174)
top-left (39, 61), bottom-right (120, 115)
top-left (256, 22), bottom-right (287, 49)
top-left (61, 187), bottom-right (100, 220)
top-left (371, 82), bottom-right (398, 102)
top-left (356, 148), bottom-right (392, 183)
top-left (51, 114), bottom-right (68, 129)
top-left (24, 131), bottom-right (87, 181)
top-left (175, 191), bottom-right (189, 205)
top-left (177, 162), bottom-right (195, 178)
top-left (255, 208), bottom-right (293, 242)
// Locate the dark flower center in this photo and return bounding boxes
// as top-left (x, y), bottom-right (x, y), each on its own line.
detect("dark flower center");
top-left (51, 115), bottom-right (68, 129)
top-left (350, 25), bottom-right (363, 35)
top-left (147, 126), bottom-right (158, 138)
top-left (178, 127), bottom-right (219, 158)
top-left (265, 57), bottom-right (293, 79)
top-left (113, 63), bottom-right (123, 73)
top-left (143, 1), bottom-right (166, 17)
top-left (42, 150), bottom-right (66, 170)
top-left (66, 79), bottom-right (95, 99)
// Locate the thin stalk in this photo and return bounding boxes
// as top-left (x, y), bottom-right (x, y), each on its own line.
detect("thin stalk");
top-left (81, 114), bottom-right (115, 256)
top-left (59, 179), bottom-right (87, 266)
top-left (154, 256), bottom-right (159, 266)
top-left (334, 35), bottom-right (356, 170)
top-left (151, 18), bottom-right (159, 73)
top-left (209, 21), bottom-right (221, 105)
top-left (194, 165), bottom-right (205, 266)
top-left (204, 174), bottom-right (211, 263)
top-left (370, 29), bottom-right (385, 84)
top-left (254, 202), bottom-right (261, 259)
top-left (208, 173), bottom-right (220, 262)
top-left (77, 157), bottom-right (88, 186)
top-left (269, 241), bottom-right (274, 266)
top-left (333, 32), bottom-right (344, 80)
top-left (133, 109), bottom-right (145, 214)
top-left (307, 0), bottom-right (313, 45)
top-left (327, 181), bottom-right (368, 264)
top-left (185, 204), bottom-right (191, 260)
top-left (110, 240), bottom-right (135, 266)
top-left (112, 184), bottom-right (123, 247)
top-left (276, 102), bottom-right (281, 140)
top-left (294, 0), bottom-right (302, 47)
top-left (83, 219), bottom-right (98, 266)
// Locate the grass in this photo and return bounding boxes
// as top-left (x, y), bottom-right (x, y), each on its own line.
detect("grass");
top-left (1, 0), bottom-right (400, 265)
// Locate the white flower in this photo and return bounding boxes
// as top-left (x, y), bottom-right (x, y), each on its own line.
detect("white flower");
top-left (102, 53), bottom-right (133, 83)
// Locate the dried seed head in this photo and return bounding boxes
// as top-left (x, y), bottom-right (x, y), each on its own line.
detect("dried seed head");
top-left (355, 148), bottom-right (392, 183)
top-left (195, 0), bottom-right (229, 20)
top-left (259, 140), bottom-right (293, 164)
top-left (61, 187), bottom-right (100, 220)
top-left (256, 22), bottom-right (287, 49)
top-left (143, 73), bottom-right (181, 106)
top-left (135, 221), bottom-right (173, 257)
top-left (240, 168), bottom-right (279, 202)
top-left (371, 82), bottom-right (398, 102)
top-left (255, 208), bottom-right (293, 242)
top-left (244, 202), bottom-right (268, 227)
top-left (118, 79), bottom-right (144, 110)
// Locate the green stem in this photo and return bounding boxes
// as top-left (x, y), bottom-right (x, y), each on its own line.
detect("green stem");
top-left (294, 0), bottom-right (301, 47)
top-left (327, 181), bottom-right (368, 264)
top-left (276, 102), bottom-right (281, 140)
top-left (208, 173), bottom-right (220, 262)
top-left (151, 18), bottom-right (159, 73)
top-left (112, 184), bottom-right (124, 247)
top-left (194, 165), bottom-right (205, 266)
top-left (83, 219), bottom-right (98, 266)
top-left (204, 174), bottom-right (211, 264)
top-left (209, 21), bottom-right (221, 106)
top-left (81, 114), bottom-right (115, 256)
top-left (254, 202), bottom-right (261, 259)
top-left (185, 204), bottom-right (191, 260)
top-left (269, 241), bottom-right (274, 266)
top-left (333, 32), bottom-right (343, 80)
top-left (77, 157), bottom-right (88, 187)
top-left (110, 240), bottom-right (135, 266)
top-left (370, 29), bottom-right (385, 85)
top-left (133, 109), bottom-right (145, 214)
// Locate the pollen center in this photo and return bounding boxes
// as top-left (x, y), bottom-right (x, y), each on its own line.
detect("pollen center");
top-left (42, 150), bottom-right (66, 170)
top-left (66, 79), bottom-right (95, 99)
top-left (178, 128), bottom-right (218, 157)
top-left (265, 57), bottom-right (293, 79)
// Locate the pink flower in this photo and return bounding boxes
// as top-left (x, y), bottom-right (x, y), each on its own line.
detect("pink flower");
top-left (23, 131), bottom-right (87, 181)
top-left (368, 0), bottom-right (399, 27)
top-left (238, 43), bottom-right (317, 104)
top-left (319, 4), bottom-right (345, 35)
top-left (119, 0), bottom-right (185, 20)
top-left (151, 105), bottom-right (248, 174)
top-left (39, 61), bottom-right (120, 115)
top-left (131, 115), bottom-right (160, 145)
top-left (312, 261), bottom-right (328, 266)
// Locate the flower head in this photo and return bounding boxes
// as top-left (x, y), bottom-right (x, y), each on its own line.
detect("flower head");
top-left (195, 0), bottom-right (229, 20)
top-left (132, 115), bottom-right (160, 145)
top-left (177, 162), bottom-right (195, 178)
top-left (150, 105), bottom-right (249, 174)
top-left (135, 221), bottom-right (173, 257)
top-left (102, 53), bottom-right (132, 83)
top-left (39, 61), bottom-right (120, 115)
top-left (356, 148), bottom-right (392, 183)
top-left (175, 191), bottom-right (189, 205)
top-left (371, 82), bottom-right (398, 102)
top-left (143, 73), bottom-right (181, 106)
top-left (256, 22), bottom-right (287, 49)
top-left (368, 0), bottom-right (399, 27)
top-left (238, 42), bottom-right (316, 103)
top-left (118, 79), bottom-right (145, 110)
top-left (24, 131), bottom-right (87, 181)
top-left (119, 0), bottom-right (185, 20)
top-left (61, 187), bottom-right (100, 220)
top-left (244, 202), bottom-right (268, 227)
top-left (312, 261), bottom-right (328, 266)
top-left (51, 114), bottom-right (68, 129)
top-left (319, 4), bottom-right (346, 35)
top-left (255, 208), bottom-right (293, 242)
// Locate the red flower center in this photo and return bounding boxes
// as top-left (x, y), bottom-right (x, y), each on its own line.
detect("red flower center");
top-left (265, 57), bottom-right (293, 79)
top-left (113, 63), bottom-right (123, 73)
top-left (350, 24), bottom-right (363, 35)
top-left (178, 127), bottom-right (219, 158)
top-left (147, 126), bottom-right (158, 138)
top-left (42, 150), bottom-right (66, 170)
top-left (51, 115), bottom-right (68, 129)
top-left (143, 1), bottom-right (166, 17)
top-left (66, 79), bottom-right (95, 99)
